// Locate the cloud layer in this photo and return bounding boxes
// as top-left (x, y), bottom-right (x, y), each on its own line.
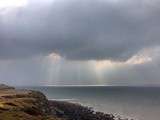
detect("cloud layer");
top-left (0, 0), bottom-right (160, 86)
top-left (0, 0), bottom-right (160, 60)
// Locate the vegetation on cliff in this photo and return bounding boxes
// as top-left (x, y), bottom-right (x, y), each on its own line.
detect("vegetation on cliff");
top-left (0, 85), bottom-right (61, 120)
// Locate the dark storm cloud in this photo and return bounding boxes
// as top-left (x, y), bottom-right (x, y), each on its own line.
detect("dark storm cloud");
top-left (0, 0), bottom-right (160, 60)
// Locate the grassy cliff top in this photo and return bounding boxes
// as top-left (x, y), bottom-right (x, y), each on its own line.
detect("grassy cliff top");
top-left (0, 85), bottom-right (62, 120)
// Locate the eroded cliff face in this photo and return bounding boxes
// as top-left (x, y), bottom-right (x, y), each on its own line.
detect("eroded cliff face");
top-left (0, 85), bottom-right (61, 120)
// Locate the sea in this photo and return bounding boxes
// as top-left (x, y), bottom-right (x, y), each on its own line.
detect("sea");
top-left (17, 86), bottom-right (160, 120)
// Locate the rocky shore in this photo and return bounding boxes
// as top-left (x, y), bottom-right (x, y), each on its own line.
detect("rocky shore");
top-left (0, 84), bottom-right (129, 120)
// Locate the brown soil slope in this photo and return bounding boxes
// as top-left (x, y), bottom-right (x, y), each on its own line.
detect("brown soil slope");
top-left (0, 85), bottom-right (61, 120)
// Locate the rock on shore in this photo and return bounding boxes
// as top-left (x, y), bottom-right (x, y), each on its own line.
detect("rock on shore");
top-left (0, 84), bottom-right (125, 120)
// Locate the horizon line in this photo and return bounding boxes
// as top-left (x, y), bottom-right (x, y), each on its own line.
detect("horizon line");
top-left (15, 84), bottom-right (160, 87)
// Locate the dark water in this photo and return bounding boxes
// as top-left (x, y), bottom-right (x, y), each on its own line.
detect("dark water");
top-left (18, 86), bottom-right (160, 120)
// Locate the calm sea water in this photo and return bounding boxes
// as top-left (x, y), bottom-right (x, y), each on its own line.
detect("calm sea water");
top-left (17, 86), bottom-right (160, 120)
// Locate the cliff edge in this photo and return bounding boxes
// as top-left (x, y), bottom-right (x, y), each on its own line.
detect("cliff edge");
top-left (0, 84), bottom-right (61, 120)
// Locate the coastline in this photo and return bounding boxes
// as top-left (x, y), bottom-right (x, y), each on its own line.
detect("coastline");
top-left (0, 84), bottom-right (132, 120)
top-left (49, 100), bottom-right (134, 120)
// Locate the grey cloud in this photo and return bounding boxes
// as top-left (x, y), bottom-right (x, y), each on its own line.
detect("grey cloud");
top-left (0, 0), bottom-right (160, 60)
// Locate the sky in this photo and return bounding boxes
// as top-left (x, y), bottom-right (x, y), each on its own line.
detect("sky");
top-left (0, 0), bottom-right (160, 86)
